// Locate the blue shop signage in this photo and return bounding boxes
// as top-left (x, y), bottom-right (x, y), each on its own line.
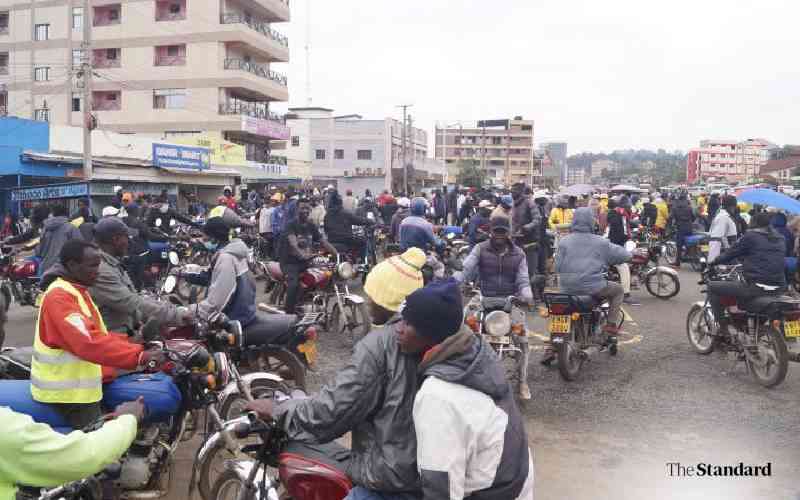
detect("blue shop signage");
top-left (152, 143), bottom-right (210, 170)
top-left (11, 182), bottom-right (89, 202)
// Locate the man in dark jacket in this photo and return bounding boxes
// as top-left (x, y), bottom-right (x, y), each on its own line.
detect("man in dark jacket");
top-left (400, 279), bottom-right (534, 499)
top-left (37, 204), bottom-right (83, 276)
top-left (709, 212), bottom-right (787, 346)
top-left (640, 197), bottom-right (658, 228)
top-left (390, 198), bottom-right (410, 243)
top-left (324, 192), bottom-right (373, 258)
top-left (447, 186), bottom-right (459, 225)
top-left (668, 193), bottom-right (695, 268)
top-left (510, 182), bottom-right (542, 289)
top-left (5, 205), bottom-right (50, 246)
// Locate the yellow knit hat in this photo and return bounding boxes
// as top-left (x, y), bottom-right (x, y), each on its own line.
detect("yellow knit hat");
top-left (364, 248), bottom-right (427, 312)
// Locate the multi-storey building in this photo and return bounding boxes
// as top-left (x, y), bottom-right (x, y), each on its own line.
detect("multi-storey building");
top-left (540, 141), bottom-right (566, 184)
top-left (565, 166), bottom-right (586, 185)
top-left (284, 107), bottom-right (442, 194)
top-left (590, 158), bottom-right (618, 179)
top-left (687, 138), bottom-right (778, 182)
top-left (434, 117), bottom-right (537, 186)
top-left (0, 0), bottom-right (290, 165)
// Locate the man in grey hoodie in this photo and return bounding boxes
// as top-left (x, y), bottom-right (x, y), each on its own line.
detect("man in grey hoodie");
top-left (554, 207), bottom-right (631, 350)
top-left (36, 204), bottom-right (83, 276)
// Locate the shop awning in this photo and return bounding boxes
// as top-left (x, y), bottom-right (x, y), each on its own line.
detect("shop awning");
top-left (156, 165), bottom-right (241, 177)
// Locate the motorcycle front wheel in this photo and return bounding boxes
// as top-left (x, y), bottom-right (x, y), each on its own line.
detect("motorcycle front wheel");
top-left (330, 301), bottom-right (370, 344)
top-left (645, 269), bottom-right (680, 299)
top-left (198, 378), bottom-right (289, 500)
top-left (251, 349), bottom-right (307, 391)
top-left (210, 470), bottom-right (255, 500)
top-left (686, 304), bottom-right (714, 354)
top-left (746, 327), bottom-right (789, 388)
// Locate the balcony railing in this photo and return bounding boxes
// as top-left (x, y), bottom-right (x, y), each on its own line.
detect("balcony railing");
top-left (156, 11), bottom-right (186, 21)
top-left (0, 26), bottom-right (8, 35)
top-left (223, 58), bottom-right (287, 86)
top-left (0, 105), bottom-right (7, 116)
top-left (220, 13), bottom-right (288, 47)
top-left (0, 66), bottom-right (7, 75)
top-left (219, 102), bottom-right (285, 122)
top-left (154, 54), bottom-right (186, 66)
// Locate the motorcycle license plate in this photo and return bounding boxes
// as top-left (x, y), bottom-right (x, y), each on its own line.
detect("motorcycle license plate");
top-left (298, 339), bottom-right (318, 365)
top-left (785, 320), bottom-right (800, 338)
top-left (700, 244), bottom-right (709, 252)
top-left (548, 315), bottom-right (570, 334)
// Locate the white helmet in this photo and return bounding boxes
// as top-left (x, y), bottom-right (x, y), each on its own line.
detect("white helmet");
top-left (478, 200), bottom-right (494, 209)
top-left (223, 185), bottom-right (233, 193)
top-left (102, 206), bottom-right (120, 217)
top-left (533, 190), bottom-right (549, 200)
top-left (397, 197), bottom-right (411, 208)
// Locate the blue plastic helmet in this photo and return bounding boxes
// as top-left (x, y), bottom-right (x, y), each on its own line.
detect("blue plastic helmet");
top-left (410, 197), bottom-right (428, 216)
top-left (501, 195), bottom-right (513, 207)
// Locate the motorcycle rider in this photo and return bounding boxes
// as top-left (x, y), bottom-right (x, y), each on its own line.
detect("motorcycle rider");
top-left (640, 197), bottom-right (658, 228)
top-left (455, 216), bottom-right (534, 400)
top-left (324, 191), bottom-right (374, 260)
top-left (707, 195), bottom-right (739, 263)
top-left (668, 192), bottom-right (695, 268)
top-left (511, 182), bottom-right (543, 290)
top-left (0, 399), bottom-right (144, 500)
top-left (246, 247), bottom-right (429, 500)
top-left (547, 208), bottom-right (631, 364)
top-left (548, 195), bottom-right (574, 229)
top-left (390, 197), bottom-right (410, 243)
top-left (607, 198), bottom-right (637, 306)
top-left (467, 200), bottom-right (493, 246)
top-left (708, 212), bottom-right (787, 346)
top-left (279, 199), bottom-right (339, 314)
top-left (33, 240), bottom-right (163, 429)
top-left (204, 197), bottom-right (253, 228)
top-left (3, 205), bottom-right (50, 246)
top-left (399, 197), bottom-right (445, 279)
top-left (37, 204), bottom-right (84, 276)
top-left (401, 279), bottom-right (535, 499)
top-left (88, 217), bottom-right (191, 334)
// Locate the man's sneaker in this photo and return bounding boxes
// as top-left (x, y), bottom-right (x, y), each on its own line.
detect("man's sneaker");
top-left (623, 294), bottom-right (640, 306)
top-left (519, 383), bottom-right (532, 400)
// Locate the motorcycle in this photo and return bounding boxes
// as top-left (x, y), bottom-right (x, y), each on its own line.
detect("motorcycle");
top-left (543, 291), bottom-right (623, 381)
top-left (665, 232), bottom-right (709, 271)
top-left (608, 240), bottom-right (680, 299)
top-left (205, 406), bottom-right (352, 500)
top-left (686, 263), bottom-right (795, 388)
top-left (16, 458), bottom-right (123, 500)
top-left (264, 255), bottom-right (370, 344)
top-left (463, 288), bottom-right (529, 398)
top-left (0, 245), bottom-right (41, 308)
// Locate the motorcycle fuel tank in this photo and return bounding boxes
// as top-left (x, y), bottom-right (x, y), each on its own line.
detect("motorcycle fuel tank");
top-left (103, 372), bottom-right (182, 423)
top-left (0, 380), bottom-right (72, 432)
top-left (10, 259), bottom-right (37, 279)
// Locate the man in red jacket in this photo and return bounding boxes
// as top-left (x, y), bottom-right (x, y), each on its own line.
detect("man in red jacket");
top-left (32, 239), bottom-right (162, 429)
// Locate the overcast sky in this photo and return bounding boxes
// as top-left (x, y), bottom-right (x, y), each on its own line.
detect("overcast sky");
top-left (276, 0), bottom-right (799, 154)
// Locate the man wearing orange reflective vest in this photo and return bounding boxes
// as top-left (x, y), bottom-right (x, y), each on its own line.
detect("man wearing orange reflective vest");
top-left (32, 239), bottom-right (163, 429)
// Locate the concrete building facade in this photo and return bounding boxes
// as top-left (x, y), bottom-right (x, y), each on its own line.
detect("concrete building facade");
top-left (540, 142), bottom-right (566, 184)
top-left (590, 159), bottom-right (618, 179)
top-left (434, 117), bottom-right (537, 186)
top-left (687, 138), bottom-right (778, 182)
top-left (284, 107), bottom-right (440, 194)
top-left (0, 0), bottom-right (290, 166)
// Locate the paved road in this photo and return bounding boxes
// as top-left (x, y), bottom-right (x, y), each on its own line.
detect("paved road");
top-left (3, 270), bottom-right (799, 499)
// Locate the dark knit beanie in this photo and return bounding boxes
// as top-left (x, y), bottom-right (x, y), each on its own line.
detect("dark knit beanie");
top-left (402, 278), bottom-right (463, 343)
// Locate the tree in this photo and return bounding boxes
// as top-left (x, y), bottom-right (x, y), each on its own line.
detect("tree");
top-left (455, 160), bottom-right (486, 188)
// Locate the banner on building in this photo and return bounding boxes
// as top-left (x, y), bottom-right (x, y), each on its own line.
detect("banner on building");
top-left (11, 182), bottom-right (89, 202)
top-left (241, 116), bottom-right (291, 140)
top-left (247, 160), bottom-right (289, 176)
top-left (173, 134), bottom-right (246, 166)
top-left (152, 143), bottom-right (211, 170)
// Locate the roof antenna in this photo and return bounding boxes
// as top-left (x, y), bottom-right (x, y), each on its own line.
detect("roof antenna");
top-left (305, 0), bottom-right (312, 105)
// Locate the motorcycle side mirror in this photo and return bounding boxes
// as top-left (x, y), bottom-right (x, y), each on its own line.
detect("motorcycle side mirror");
top-left (162, 275), bottom-right (177, 294)
top-left (168, 251), bottom-right (180, 266)
top-left (155, 218), bottom-right (162, 227)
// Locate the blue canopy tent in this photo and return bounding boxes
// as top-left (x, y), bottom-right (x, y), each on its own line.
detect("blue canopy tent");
top-left (737, 188), bottom-right (800, 214)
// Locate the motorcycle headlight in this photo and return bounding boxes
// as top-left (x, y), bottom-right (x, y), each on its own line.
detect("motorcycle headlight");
top-left (484, 310), bottom-right (511, 337)
top-left (337, 262), bottom-right (357, 280)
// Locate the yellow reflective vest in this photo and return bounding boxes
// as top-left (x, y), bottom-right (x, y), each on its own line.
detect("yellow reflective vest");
top-left (30, 279), bottom-right (108, 404)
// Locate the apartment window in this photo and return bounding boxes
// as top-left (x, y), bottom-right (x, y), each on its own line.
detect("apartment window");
top-left (521, 125), bottom-right (532, 131)
top-left (72, 7), bottom-right (83, 30)
top-left (154, 44), bottom-right (186, 66)
top-left (290, 136), bottom-right (300, 147)
top-left (72, 93), bottom-right (81, 112)
top-left (0, 52), bottom-right (7, 74)
top-left (334, 149), bottom-right (344, 160)
top-left (34, 66), bottom-right (49, 81)
top-left (72, 49), bottom-right (83, 68)
top-left (34, 23), bottom-right (49, 41)
top-left (93, 90), bottom-right (121, 111)
top-left (357, 150), bottom-right (372, 160)
top-left (492, 137), bottom-right (502, 145)
top-left (156, 0), bottom-right (186, 21)
top-left (34, 107), bottom-right (49, 121)
top-left (0, 12), bottom-right (9, 34)
top-left (153, 88), bottom-right (186, 109)
top-left (94, 4), bottom-right (121, 26)
top-left (315, 149), bottom-right (325, 160)
top-left (0, 92), bottom-right (6, 115)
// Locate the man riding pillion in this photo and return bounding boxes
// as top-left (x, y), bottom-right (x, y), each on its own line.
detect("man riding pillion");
top-left (279, 199), bottom-right (338, 314)
top-left (707, 212), bottom-right (787, 349)
top-left (510, 182), bottom-right (544, 298)
top-left (400, 197), bottom-right (446, 280)
top-left (707, 195), bottom-right (738, 263)
top-left (455, 216), bottom-right (534, 400)
top-left (546, 208), bottom-right (631, 365)
top-left (32, 240), bottom-right (163, 429)
top-left (324, 192), bottom-right (374, 262)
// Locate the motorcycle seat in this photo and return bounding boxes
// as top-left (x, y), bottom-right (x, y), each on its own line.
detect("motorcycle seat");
top-left (282, 440), bottom-right (351, 471)
top-left (266, 261), bottom-right (285, 282)
top-left (243, 312), bottom-right (298, 347)
top-left (7, 346), bottom-right (34, 368)
top-left (741, 295), bottom-right (800, 315)
top-left (482, 297), bottom-right (509, 312)
top-left (0, 380), bottom-right (72, 432)
top-left (573, 295), bottom-right (599, 312)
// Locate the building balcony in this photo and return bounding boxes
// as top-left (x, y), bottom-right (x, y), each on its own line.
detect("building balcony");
top-left (154, 54), bottom-right (186, 66)
top-left (219, 102), bottom-right (285, 123)
top-left (220, 13), bottom-right (288, 47)
top-left (92, 91), bottom-right (121, 111)
top-left (223, 58), bottom-right (287, 86)
top-left (155, 0), bottom-right (186, 21)
top-left (240, 0), bottom-right (290, 23)
top-left (93, 4), bottom-right (121, 26)
top-left (218, 102), bottom-right (289, 140)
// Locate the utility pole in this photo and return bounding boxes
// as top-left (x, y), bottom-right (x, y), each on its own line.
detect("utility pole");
top-left (81, 0), bottom-right (92, 180)
top-left (396, 104), bottom-right (412, 194)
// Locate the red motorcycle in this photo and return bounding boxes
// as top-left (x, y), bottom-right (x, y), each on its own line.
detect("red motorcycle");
top-left (208, 409), bottom-right (351, 500)
top-left (264, 255), bottom-right (370, 344)
top-left (0, 246), bottom-right (41, 308)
